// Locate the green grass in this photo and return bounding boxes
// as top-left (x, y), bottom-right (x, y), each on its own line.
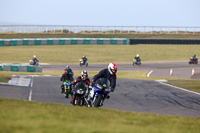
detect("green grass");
top-left (168, 80), bottom-right (200, 93)
top-left (1, 43), bottom-right (200, 132)
top-left (1, 45), bottom-right (200, 64)
top-left (0, 99), bottom-right (199, 133)
top-left (1, 33), bottom-right (200, 39)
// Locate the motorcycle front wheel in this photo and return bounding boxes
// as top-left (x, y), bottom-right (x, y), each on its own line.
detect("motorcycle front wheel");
top-left (94, 95), bottom-right (103, 107)
top-left (75, 96), bottom-right (82, 105)
top-left (65, 90), bottom-right (69, 98)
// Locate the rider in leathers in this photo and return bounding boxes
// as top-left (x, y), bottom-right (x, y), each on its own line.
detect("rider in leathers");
top-left (60, 66), bottom-right (74, 93)
top-left (70, 70), bottom-right (91, 104)
top-left (82, 56), bottom-right (88, 64)
top-left (32, 55), bottom-right (39, 65)
top-left (134, 54), bottom-right (141, 62)
top-left (91, 62), bottom-right (117, 95)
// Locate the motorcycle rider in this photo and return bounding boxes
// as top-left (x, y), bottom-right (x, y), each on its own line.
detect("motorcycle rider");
top-left (70, 70), bottom-right (91, 104)
top-left (191, 54), bottom-right (197, 61)
top-left (90, 62), bottom-right (117, 98)
top-left (32, 55), bottom-right (39, 65)
top-left (60, 65), bottom-right (74, 93)
top-left (134, 54), bottom-right (141, 62)
top-left (64, 65), bottom-right (74, 76)
top-left (82, 55), bottom-right (88, 64)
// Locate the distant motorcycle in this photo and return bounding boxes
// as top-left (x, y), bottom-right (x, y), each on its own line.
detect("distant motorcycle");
top-left (72, 82), bottom-right (87, 106)
top-left (63, 80), bottom-right (71, 98)
top-left (29, 59), bottom-right (39, 66)
top-left (133, 58), bottom-right (141, 66)
top-left (80, 59), bottom-right (88, 67)
top-left (87, 78), bottom-right (111, 107)
top-left (189, 57), bottom-right (198, 65)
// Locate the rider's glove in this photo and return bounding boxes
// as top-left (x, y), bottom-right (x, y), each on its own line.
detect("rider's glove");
top-left (91, 81), bottom-right (95, 87)
top-left (89, 85), bottom-right (93, 90)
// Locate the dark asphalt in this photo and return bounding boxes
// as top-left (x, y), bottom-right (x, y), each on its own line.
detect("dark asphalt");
top-left (0, 84), bottom-right (29, 100)
top-left (42, 61), bottom-right (200, 79)
top-left (1, 76), bottom-right (200, 117)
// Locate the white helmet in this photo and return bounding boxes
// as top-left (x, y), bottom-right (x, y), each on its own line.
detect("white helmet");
top-left (136, 54), bottom-right (139, 57)
top-left (108, 63), bottom-right (117, 75)
top-left (81, 70), bottom-right (88, 80)
top-left (33, 55), bottom-right (36, 58)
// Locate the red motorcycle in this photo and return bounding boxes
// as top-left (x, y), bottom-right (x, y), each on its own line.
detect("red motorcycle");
top-left (189, 57), bottom-right (198, 64)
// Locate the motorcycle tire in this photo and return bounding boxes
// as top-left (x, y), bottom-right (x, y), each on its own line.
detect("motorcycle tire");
top-left (75, 96), bottom-right (82, 105)
top-left (94, 95), bottom-right (103, 107)
top-left (65, 90), bottom-right (69, 98)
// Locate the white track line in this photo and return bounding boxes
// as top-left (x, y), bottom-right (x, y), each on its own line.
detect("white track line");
top-left (147, 70), bottom-right (153, 77)
top-left (28, 76), bottom-right (33, 101)
top-left (157, 81), bottom-right (200, 96)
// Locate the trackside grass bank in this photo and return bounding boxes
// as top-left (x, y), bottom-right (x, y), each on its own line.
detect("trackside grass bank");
top-left (0, 99), bottom-right (199, 133)
top-left (0, 45), bottom-right (200, 64)
top-left (167, 80), bottom-right (200, 93)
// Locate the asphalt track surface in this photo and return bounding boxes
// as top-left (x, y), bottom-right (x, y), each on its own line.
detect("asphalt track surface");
top-left (1, 62), bottom-right (200, 117)
top-left (42, 61), bottom-right (200, 79)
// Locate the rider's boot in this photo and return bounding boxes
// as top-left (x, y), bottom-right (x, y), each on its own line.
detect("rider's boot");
top-left (61, 85), bottom-right (64, 93)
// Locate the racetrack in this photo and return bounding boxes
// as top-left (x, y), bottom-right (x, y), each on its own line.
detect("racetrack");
top-left (1, 76), bottom-right (200, 117)
top-left (42, 61), bottom-right (200, 79)
top-left (0, 61), bottom-right (200, 117)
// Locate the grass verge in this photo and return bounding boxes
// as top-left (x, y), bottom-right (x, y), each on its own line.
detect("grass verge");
top-left (1, 45), bottom-right (200, 64)
top-left (0, 99), bottom-right (200, 133)
top-left (167, 80), bottom-right (200, 93)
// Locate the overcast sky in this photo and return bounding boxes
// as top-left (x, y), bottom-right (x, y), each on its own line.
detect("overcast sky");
top-left (0, 0), bottom-right (199, 26)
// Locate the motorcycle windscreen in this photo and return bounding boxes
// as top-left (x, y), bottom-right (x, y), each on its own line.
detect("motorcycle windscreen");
top-left (75, 82), bottom-right (86, 91)
top-left (95, 78), bottom-right (110, 89)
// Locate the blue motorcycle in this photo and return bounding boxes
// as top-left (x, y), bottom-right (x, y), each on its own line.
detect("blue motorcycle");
top-left (88, 78), bottom-right (111, 107)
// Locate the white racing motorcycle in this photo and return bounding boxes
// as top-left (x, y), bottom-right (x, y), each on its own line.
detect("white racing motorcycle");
top-left (29, 60), bottom-right (39, 66)
top-left (79, 59), bottom-right (88, 67)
